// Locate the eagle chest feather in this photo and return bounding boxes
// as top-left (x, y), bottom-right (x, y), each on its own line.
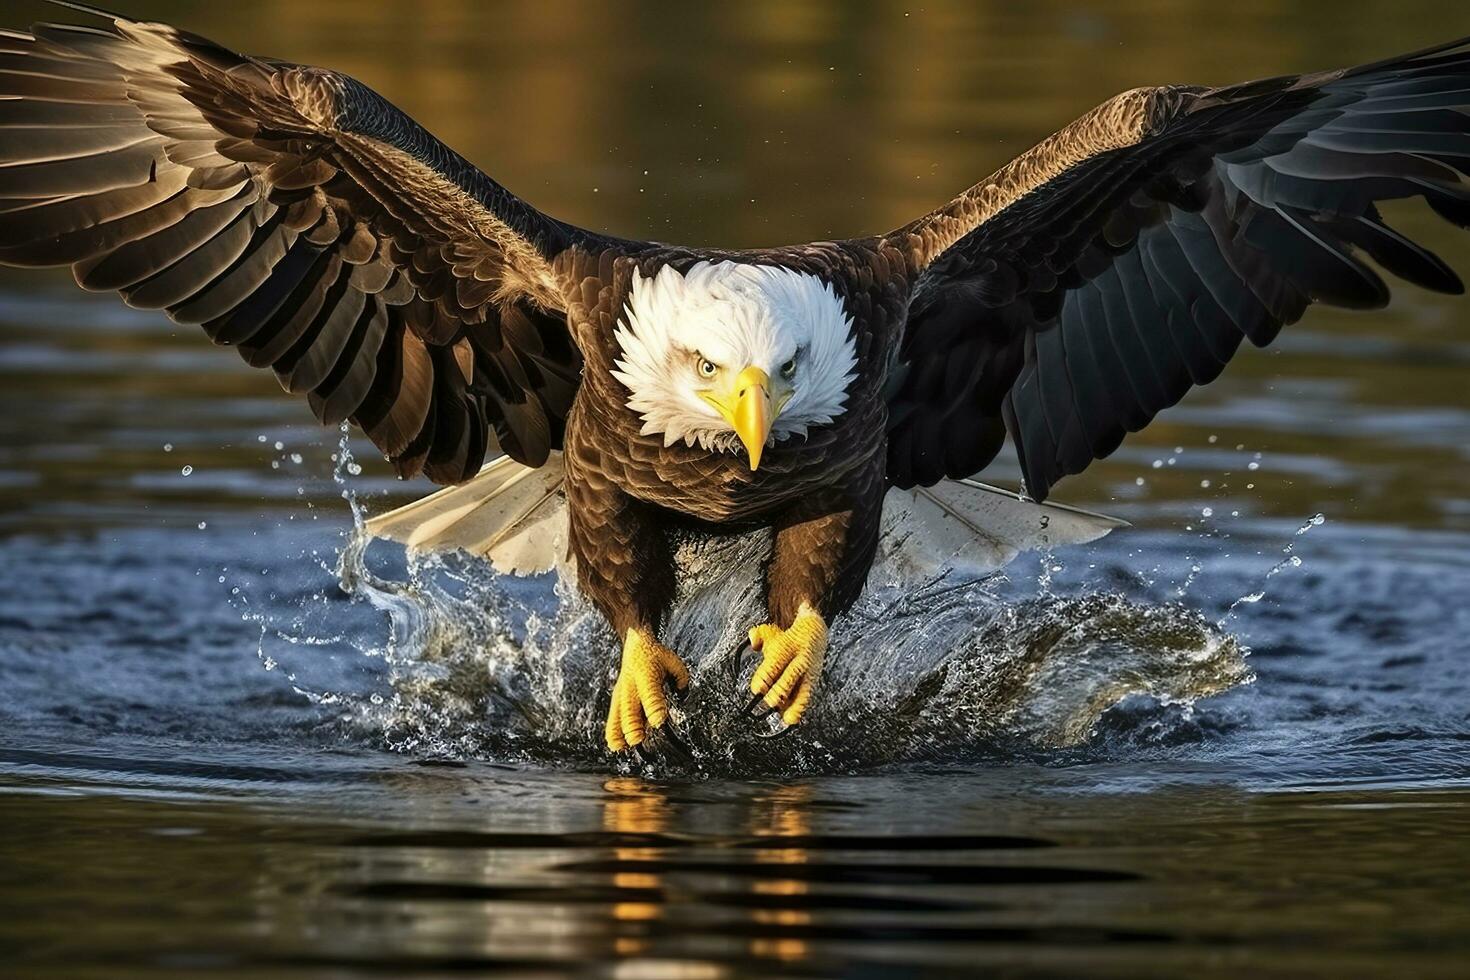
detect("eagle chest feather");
top-left (558, 249), bottom-right (898, 525)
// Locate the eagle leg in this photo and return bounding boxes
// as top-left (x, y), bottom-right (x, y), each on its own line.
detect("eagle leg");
top-left (604, 627), bottom-right (690, 752)
top-left (743, 604), bottom-right (828, 726)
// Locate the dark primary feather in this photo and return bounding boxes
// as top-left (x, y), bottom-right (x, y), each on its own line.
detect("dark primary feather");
top-left (0, 5), bottom-right (604, 481)
top-left (885, 40), bottom-right (1470, 499)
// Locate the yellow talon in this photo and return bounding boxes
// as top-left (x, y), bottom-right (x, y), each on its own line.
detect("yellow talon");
top-left (605, 628), bottom-right (689, 752)
top-left (748, 603), bottom-right (827, 726)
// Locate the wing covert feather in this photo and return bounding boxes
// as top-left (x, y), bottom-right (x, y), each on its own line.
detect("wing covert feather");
top-left (885, 40), bottom-right (1470, 498)
top-left (0, 4), bottom-right (623, 479)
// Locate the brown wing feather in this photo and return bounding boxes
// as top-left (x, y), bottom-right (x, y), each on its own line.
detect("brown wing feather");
top-left (884, 39), bottom-right (1470, 498)
top-left (0, 6), bottom-right (620, 479)
top-left (889, 85), bottom-right (1197, 275)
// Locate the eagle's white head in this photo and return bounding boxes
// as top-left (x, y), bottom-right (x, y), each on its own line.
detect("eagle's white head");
top-left (611, 261), bottom-right (858, 468)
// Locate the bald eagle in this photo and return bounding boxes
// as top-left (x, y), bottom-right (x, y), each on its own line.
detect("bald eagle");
top-left (4, 4), bottom-right (1470, 752)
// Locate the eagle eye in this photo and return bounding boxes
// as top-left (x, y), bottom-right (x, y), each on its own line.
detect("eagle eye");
top-left (696, 356), bottom-right (718, 378)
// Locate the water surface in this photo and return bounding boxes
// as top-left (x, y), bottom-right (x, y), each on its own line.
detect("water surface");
top-left (2, 0), bottom-right (1469, 975)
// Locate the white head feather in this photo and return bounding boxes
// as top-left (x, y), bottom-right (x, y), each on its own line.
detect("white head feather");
top-left (611, 261), bottom-right (858, 452)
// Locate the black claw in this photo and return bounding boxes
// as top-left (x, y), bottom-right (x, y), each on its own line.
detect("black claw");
top-left (633, 743), bottom-right (654, 766)
top-left (755, 720), bottom-right (797, 740)
top-left (731, 639), bottom-right (755, 694)
top-left (652, 724), bottom-right (694, 764)
top-left (743, 696), bottom-right (783, 724)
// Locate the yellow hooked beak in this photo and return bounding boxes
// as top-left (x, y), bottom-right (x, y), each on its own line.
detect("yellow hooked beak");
top-left (702, 365), bottom-right (776, 470)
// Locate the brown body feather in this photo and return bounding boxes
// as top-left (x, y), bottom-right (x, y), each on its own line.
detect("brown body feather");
top-left (555, 242), bottom-right (906, 628)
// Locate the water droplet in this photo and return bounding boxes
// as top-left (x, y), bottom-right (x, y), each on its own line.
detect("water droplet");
top-left (273, 441), bottom-right (285, 451)
top-left (347, 462), bottom-right (363, 476)
top-left (1135, 477), bottom-right (1145, 486)
top-left (1202, 507), bottom-right (1214, 517)
top-left (1152, 459), bottom-right (1163, 469)
top-left (180, 465), bottom-right (193, 476)
top-left (289, 453), bottom-right (303, 464)
top-left (197, 521), bottom-right (207, 530)
top-left (1200, 479), bottom-right (1211, 489)
top-left (257, 434), bottom-right (268, 443)
top-left (1247, 461), bottom-right (1260, 471)
top-left (1208, 434), bottom-right (1218, 444)
top-left (163, 443), bottom-right (173, 452)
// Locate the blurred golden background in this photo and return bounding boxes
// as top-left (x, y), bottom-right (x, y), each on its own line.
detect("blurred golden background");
top-left (2, 0), bottom-right (1468, 530)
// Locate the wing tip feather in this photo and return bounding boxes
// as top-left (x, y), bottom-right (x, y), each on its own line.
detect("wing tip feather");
top-left (38, 1), bottom-right (127, 23)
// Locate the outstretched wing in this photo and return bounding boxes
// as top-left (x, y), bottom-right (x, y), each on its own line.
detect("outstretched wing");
top-left (884, 39), bottom-right (1470, 499)
top-left (0, 4), bottom-right (603, 481)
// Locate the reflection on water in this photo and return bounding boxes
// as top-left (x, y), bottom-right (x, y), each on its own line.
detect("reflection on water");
top-left (3, 765), bottom-right (1469, 978)
top-left (2, 0), bottom-right (1470, 975)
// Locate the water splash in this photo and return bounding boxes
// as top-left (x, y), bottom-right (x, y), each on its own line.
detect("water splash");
top-left (235, 430), bottom-right (1253, 775)
top-left (279, 503), bottom-right (1252, 776)
top-left (1221, 513), bottom-right (1326, 624)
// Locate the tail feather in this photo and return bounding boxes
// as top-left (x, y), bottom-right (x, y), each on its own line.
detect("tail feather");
top-left (364, 457), bottom-right (1126, 580)
top-left (364, 454), bottom-right (568, 575)
top-left (881, 479), bottom-right (1127, 576)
